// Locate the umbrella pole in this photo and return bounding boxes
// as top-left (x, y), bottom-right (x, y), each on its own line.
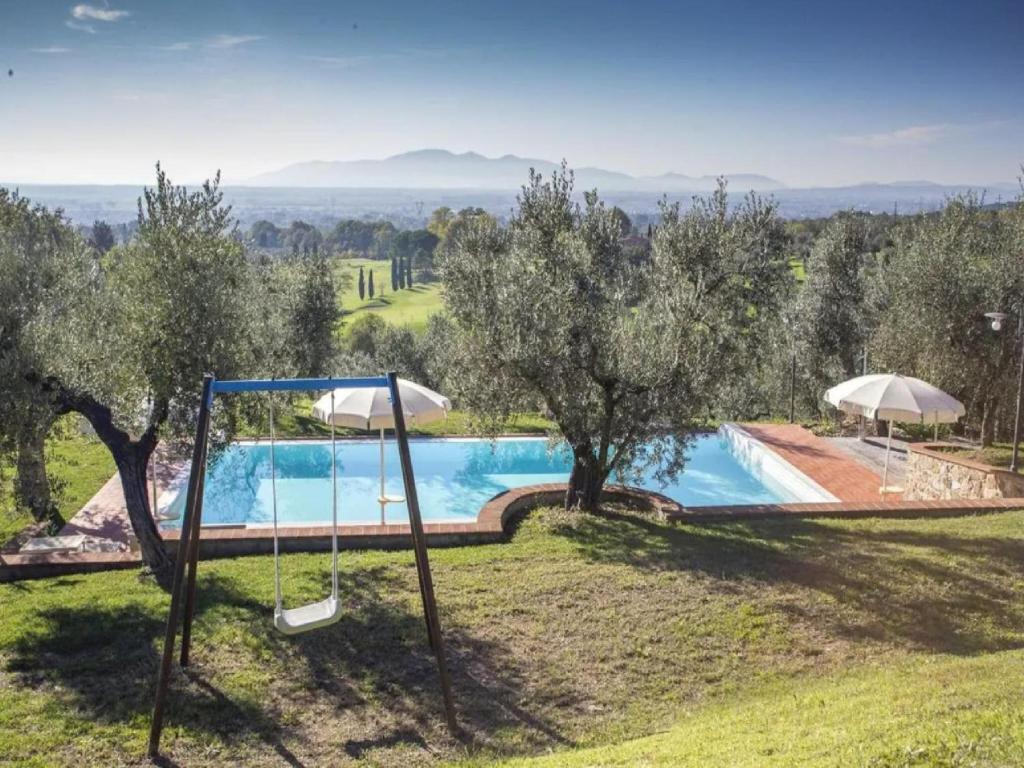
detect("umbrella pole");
top-left (379, 427), bottom-right (386, 525)
top-left (881, 423), bottom-right (892, 494)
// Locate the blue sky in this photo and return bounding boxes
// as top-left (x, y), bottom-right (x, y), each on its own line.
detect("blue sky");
top-left (0, 0), bottom-right (1021, 186)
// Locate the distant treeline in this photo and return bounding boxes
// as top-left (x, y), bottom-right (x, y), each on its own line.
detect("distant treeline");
top-left (244, 206), bottom-right (502, 282)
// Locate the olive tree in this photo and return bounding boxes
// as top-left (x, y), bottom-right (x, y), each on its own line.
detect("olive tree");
top-left (793, 213), bottom-right (878, 407)
top-left (19, 167), bottom-right (261, 585)
top-left (284, 248), bottom-right (341, 376)
top-left (872, 193), bottom-right (1023, 444)
top-left (440, 168), bottom-right (788, 510)
top-left (0, 191), bottom-right (95, 530)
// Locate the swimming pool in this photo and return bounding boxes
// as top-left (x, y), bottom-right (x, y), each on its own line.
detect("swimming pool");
top-left (159, 427), bottom-right (833, 527)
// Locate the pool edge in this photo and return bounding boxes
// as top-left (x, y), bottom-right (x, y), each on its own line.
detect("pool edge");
top-left (719, 423), bottom-right (839, 503)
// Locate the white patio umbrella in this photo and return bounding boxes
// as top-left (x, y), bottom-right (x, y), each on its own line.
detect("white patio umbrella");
top-left (311, 379), bottom-right (451, 523)
top-left (824, 373), bottom-right (965, 493)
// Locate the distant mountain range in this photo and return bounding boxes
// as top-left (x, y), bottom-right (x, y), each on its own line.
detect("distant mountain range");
top-left (246, 149), bottom-right (786, 192)
top-left (5, 153), bottom-right (1016, 227)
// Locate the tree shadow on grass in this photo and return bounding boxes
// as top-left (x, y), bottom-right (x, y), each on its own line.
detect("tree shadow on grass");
top-left (547, 509), bottom-right (1024, 655)
top-left (4, 573), bottom-right (306, 761)
top-left (4, 563), bottom-right (573, 765)
top-left (261, 563), bottom-right (576, 758)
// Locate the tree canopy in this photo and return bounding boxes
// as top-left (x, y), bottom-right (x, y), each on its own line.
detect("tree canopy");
top-left (0, 191), bottom-right (96, 528)
top-left (6, 166), bottom-right (280, 583)
top-left (872, 194), bottom-right (1024, 443)
top-left (439, 168), bottom-right (788, 509)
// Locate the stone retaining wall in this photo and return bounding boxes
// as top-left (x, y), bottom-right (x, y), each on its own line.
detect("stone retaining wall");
top-left (904, 443), bottom-right (1024, 501)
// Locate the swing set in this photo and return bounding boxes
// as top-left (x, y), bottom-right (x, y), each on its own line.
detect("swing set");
top-left (148, 372), bottom-right (457, 758)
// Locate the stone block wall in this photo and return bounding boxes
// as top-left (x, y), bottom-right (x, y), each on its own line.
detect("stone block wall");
top-left (904, 444), bottom-right (1024, 501)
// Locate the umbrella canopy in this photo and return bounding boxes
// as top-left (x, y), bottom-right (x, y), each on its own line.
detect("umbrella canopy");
top-left (311, 378), bottom-right (450, 524)
top-left (824, 373), bottom-right (965, 495)
top-left (311, 378), bottom-right (451, 430)
top-left (824, 373), bottom-right (965, 424)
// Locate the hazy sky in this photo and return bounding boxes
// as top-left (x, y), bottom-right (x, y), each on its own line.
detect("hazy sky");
top-left (1, 0), bottom-right (1021, 186)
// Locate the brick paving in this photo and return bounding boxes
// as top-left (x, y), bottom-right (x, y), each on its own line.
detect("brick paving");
top-left (58, 451), bottom-right (187, 547)
top-left (737, 423), bottom-right (902, 502)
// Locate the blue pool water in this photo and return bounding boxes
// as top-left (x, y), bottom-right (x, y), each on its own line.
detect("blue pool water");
top-left (162, 435), bottom-right (797, 527)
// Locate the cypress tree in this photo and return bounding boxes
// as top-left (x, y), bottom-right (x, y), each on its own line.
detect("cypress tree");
top-left (390, 255), bottom-right (399, 292)
top-left (368, 268), bottom-right (375, 299)
top-left (398, 256), bottom-right (406, 289)
top-left (358, 266), bottom-right (365, 301)
top-left (405, 257), bottom-right (413, 288)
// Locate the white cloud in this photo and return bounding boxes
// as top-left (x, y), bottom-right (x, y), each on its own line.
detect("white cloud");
top-left (65, 19), bottom-right (95, 33)
top-left (154, 36), bottom-right (264, 52)
top-left (302, 48), bottom-right (449, 68)
top-left (303, 54), bottom-right (389, 67)
top-left (837, 124), bottom-right (949, 148)
top-left (304, 55), bottom-right (357, 66)
top-left (207, 34), bottom-right (265, 49)
top-left (71, 4), bottom-right (131, 22)
top-left (31, 46), bottom-right (71, 54)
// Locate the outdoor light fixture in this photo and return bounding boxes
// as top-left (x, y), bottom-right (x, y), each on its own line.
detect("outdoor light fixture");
top-left (986, 308), bottom-right (1023, 473)
top-left (985, 311), bottom-right (1007, 332)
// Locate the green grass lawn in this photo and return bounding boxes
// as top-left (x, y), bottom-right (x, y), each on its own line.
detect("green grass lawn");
top-left (2, 507), bottom-right (1024, 766)
top-left (501, 650), bottom-right (1024, 767)
top-left (0, 428), bottom-right (115, 547)
top-left (336, 257), bottom-right (444, 333)
top-left (236, 398), bottom-right (554, 440)
top-left (941, 442), bottom-right (1023, 473)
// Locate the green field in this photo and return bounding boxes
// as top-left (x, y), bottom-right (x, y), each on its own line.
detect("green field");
top-left (335, 257), bottom-right (444, 333)
top-left (2, 507), bottom-right (1023, 766)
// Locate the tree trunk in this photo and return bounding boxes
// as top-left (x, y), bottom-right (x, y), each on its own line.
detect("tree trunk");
top-left (26, 373), bottom-right (175, 589)
top-left (14, 423), bottom-right (63, 531)
top-left (115, 445), bottom-right (174, 589)
top-left (565, 453), bottom-right (604, 512)
top-left (980, 397), bottom-right (997, 447)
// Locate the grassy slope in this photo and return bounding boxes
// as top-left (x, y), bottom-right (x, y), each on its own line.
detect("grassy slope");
top-left (2, 508), bottom-right (1024, 766)
top-left (0, 433), bottom-right (115, 546)
top-left (501, 650), bottom-right (1024, 767)
top-left (336, 257), bottom-right (444, 333)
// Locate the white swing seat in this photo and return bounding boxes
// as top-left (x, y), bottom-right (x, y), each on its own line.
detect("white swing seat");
top-left (378, 494), bottom-right (406, 505)
top-left (274, 596), bottom-right (341, 635)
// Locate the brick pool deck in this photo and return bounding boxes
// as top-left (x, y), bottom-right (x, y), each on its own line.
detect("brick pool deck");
top-left (736, 423), bottom-right (903, 503)
top-left (3, 424), bottom-right (1022, 582)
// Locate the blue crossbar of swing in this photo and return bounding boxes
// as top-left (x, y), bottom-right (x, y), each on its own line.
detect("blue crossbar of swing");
top-left (210, 376), bottom-right (391, 395)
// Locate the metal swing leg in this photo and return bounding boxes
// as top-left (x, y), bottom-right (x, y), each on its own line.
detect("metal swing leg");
top-left (387, 372), bottom-right (458, 732)
top-left (149, 375), bottom-right (214, 758)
